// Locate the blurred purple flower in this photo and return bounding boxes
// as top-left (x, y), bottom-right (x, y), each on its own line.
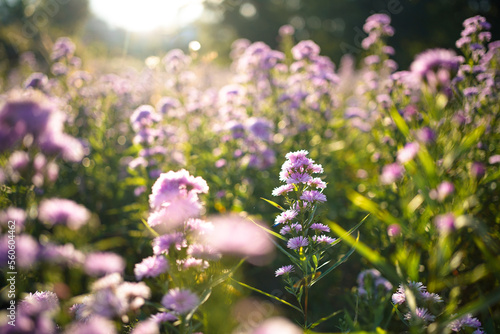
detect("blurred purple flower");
top-left (38, 198), bottom-right (90, 230)
top-left (0, 207), bottom-right (26, 232)
top-left (279, 24), bottom-right (295, 36)
top-left (161, 288), bottom-right (199, 315)
top-left (0, 234), bottom-right (39, 269)
top-left (380, 163), bottom-right (404, 184)
top-left (134, 255), bottom-right (169, 280)
top-left (416, 127), bottom-right (436, 144)
top-left (291, 40), bottom-right (321, 61)
top-left (202, 215), bottom-right (275, 265)
top-left (24, 72), bottom-right (48, 90)
top-left (65, 316), bottom-right (116, 334)
top-left (131, 319), bottom-right (159, 334)
top-left (84, 252), bottom-right (125, 276)
top-left (397, 142), bottom-right (420, 163)
top-left (51, 37), bottom-right (76, 61)
top-left (434, 213), bottom-right (455, 233)
top-left (470, 162), bottom-right (485, 178)
top-left (387, 224), bottom-right (401, 237)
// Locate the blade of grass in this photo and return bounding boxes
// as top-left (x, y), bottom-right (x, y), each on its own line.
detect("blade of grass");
top-left (231, 278), bottom-right (304, 314)
top-left (260, 197), bottom-right (286, 211)
top-left (141, 218), bottom-right (159, 237)
top-left (308, 310), bottom-right (342, 329)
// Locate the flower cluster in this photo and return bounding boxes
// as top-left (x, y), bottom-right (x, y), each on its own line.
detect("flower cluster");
top-left (356, 269), bottom-right (393, 297)
top-left (147, 169), bottom-right (209, 233)
top-left (392, 281), bottom-right (443, 326)
top-left (271, 150), bottom-right (334, 271)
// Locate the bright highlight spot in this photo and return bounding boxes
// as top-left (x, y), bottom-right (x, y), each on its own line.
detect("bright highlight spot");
top-left (90, 0), bottom-right (205, 32)
top-left (189, 40), bottom-right (201, 51)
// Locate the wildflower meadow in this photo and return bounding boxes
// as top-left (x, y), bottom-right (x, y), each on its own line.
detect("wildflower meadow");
top-left (1, 11), bottom-right (499, 334)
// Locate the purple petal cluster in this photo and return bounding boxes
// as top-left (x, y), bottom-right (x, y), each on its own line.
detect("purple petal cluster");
top-left (161, 288), bottom-right (199, 315)
top-left (148, 169), bottom-right (208, 233)
top-left (38, 198), bottom-right (90, 230)
top-left (134, 255), bottom-right (169, 280)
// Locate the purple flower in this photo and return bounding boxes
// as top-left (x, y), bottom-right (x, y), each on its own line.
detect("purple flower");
top-left (449, 314), bottom-right (482, 332)
top-left (149, 169), bottom-right (209, 210)
top-left (272, 184), bottom-right (295, 196)
top-left (471, 162), bottom-right (485, 178)
top-left (0, 207), bottom-right (26, 232)
top-left (436, 181), bottom-right (454, 201)
top-left (387, 224), bottom-right (401, 237)
top-left (287, 172), bottom-right (312, 184)
top-left (65, 316), bottom-right (117, 334)
top-left (0, 234), bottom-right (39, 269)
top-left (411, 49), bottom-right (461, 78)
top-left (434, 213), bottom-right (455, 233)
top-left (150, 312), bottom-right (178, 323)
top-left (134, 255), bottom-right (169, 280)
top-left (247, 117), bottom-right (273, 140)
top-left (39, 242), bottom-right (85, 266)
top-left (416, 127), bottom-right (436, 144)
top-left (310, 223), bottom-right (330, 232)
top-left (131, 319), bottom-right (159, 334)
top-left (489, 155), bottom-right (500, 164)
top-left (421, 291), bottom-right (443, 303)
top-left (203, 215), bottom-right (275, 265)
top-left (307, 177), bottom-right (327, 189)
top-left (380, 163), bottom-right (404, 184)
top-left (287, 236), bottom-right (308, 250)
top-left (275, 265), bottom-right (295, 277)
top-left (291, 40), bottom-right (321, 61)
top-left (84, 252), bottom-right (125, 276)
top-left (0, 92), bottom-right (59, 151)
top-left (24, 72), bottom-right (48, 90)
top-left (404, 307), bottom-right (435, 323)
top-left (38, 198), bottom-right (90, 230)
top-left (51, 37), bottom-right (75, 61)
top-left (312, 235), bottom-right (336, 244)
top-left (161, 288), bottom-right (199, 315)
top-left (274, 210), bottom-right (299, 225)
top-left (279, 24), bottom-right (295, 36)
top-left (20, 291), bottom-right (59, 314)
top-left (152, 232), bottom-right (185, 255)
top-left (155, 96), bottom-right (181, 115)
top-left (300, 190), bottom-right (327, 203)
top-left (148, 169), bottom-right (209, 233)
top-left (130, 105), bottom-right (161, 131)
top-left (397, 142), bottom-right (420, 163)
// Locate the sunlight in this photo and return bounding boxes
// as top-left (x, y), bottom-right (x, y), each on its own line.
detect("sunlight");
top-left (90, 0), bottom-right (205, 33)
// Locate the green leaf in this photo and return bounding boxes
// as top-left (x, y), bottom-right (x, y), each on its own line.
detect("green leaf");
top-left (230, 278), bottom-right (304, 314)
top-left (389, 106), bottom-right (410, 137)
top-left (260, 197), bottom-right (286, 211)
top-left (308, 310), bottom-right (342, 329)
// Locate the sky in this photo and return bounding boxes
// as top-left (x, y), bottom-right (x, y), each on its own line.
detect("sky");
top-left (89, 0), bottom-right (205, 33)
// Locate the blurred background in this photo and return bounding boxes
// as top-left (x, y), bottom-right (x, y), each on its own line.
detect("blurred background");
top-left (1, 0), bottom-right (499, 73)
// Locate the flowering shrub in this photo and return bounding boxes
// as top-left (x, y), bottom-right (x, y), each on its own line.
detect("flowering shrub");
top-left (0, 13), bottom-right (499, 334)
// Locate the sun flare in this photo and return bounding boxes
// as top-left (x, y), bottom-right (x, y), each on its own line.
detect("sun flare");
top-left (90, 0), bottom-right (204, 33)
